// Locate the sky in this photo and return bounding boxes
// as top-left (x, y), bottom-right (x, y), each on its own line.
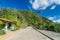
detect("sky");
top-left (0, 0), bottom-right (60, 23)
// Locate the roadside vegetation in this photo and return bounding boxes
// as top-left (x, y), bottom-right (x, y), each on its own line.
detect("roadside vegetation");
top-left (0, 21), bottom-right (5, 34)
top-left (0, 8), bottom-right (60, 34)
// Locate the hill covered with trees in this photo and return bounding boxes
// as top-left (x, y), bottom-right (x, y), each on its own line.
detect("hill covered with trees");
top-left (0, 8), bottom-right (60, 33)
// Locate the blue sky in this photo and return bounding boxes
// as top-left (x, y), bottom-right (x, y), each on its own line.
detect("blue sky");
top-left (0, 0), bottom-right (30, 9)
top-left (0, 0), bottom-right (60, 23)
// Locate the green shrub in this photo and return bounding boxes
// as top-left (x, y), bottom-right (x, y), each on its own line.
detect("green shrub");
top-left (54, 25), bottom-right (60, 32)
top-left (13, 21), bottom-right (21, 27)
top-left (10, 26), bottom-right (20, 31)
top-left (0, 21), bottom-right (5, 30)
top-left (0, 30), bottom-right (5, 35)
top-left (0, 21), bottom-right (3, 24)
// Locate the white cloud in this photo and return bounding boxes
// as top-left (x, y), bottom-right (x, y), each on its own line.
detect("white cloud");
top-left (32, 0), bottom-right (40, 9)
top-left (30, 0), bottom-right (49, 10)
top-left (53, 19), bottom-right (60, 23)
top-left (48, 16), bottom-right (60, 23)
top-left (48, 16), bottom-right (56, 20)
top-left (30, 0), bottom-right (60, 10)
top-left (50, 5), bottom-right (56, 10)
top-left (30, 0), bottom-right (33, 4)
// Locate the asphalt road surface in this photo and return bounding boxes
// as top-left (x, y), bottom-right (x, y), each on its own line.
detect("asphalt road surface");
top-left (2, 27), bottom-right (50, 40)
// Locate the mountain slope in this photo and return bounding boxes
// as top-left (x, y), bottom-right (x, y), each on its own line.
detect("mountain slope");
top-left (0, 8), bottom-right (60, 32)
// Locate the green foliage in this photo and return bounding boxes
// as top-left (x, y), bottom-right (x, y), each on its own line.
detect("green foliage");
top-left (0, 21), bottom-right (5, 30)
top-left (0, 8), bottom-right (60, 32)
top-left (10, 26), bottom-right (19, 31)
top-left (0, 21), bottom-right (4, 24)
top-left (0, 30), bottom-right (5, 35)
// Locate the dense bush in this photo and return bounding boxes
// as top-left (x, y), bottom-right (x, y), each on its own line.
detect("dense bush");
top-left (9, 26), bottom-right (19, 31)
top-left (0, 21), bottom-right (5, 30)
top-left (0, 30), bottom-right (5, 35)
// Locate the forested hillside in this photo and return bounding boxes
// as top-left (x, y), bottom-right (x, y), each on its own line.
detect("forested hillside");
top-left (0, 8), bottom-right (60, 32)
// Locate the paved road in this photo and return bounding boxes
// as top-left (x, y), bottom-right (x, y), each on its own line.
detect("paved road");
top-left (39, 30), bottom-right (60, 40)
top-left (2, 27), bottom-right (50, 40)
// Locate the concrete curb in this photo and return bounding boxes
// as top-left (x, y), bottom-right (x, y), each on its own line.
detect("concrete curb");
top-left (32, 27), bottom-right (54, 40)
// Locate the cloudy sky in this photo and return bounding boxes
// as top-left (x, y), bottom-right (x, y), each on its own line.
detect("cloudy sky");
top-left (0, 0), bottom-right (60, 23)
